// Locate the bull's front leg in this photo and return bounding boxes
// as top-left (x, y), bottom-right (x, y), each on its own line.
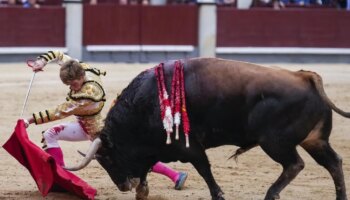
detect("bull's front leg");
top-left (189, 147), bottom-right (225, 200)
top-left (135, 171), bottom-right (149, 200)
top-left (136, 180), bottom-right (149, 200)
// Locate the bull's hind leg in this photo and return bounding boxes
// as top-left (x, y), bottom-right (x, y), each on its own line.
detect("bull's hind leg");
top-left (301, 140), bottom-right (347, 200)
top-left (259, 142), bottom-right (305, 200)
top-left (301, 113), bottom-right (347, 200)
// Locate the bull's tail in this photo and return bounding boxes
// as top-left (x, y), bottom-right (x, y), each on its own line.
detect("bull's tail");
top-left (303, 70), bottom-right (350, 118)
top-left (229, 144), bottom-right (258, 162)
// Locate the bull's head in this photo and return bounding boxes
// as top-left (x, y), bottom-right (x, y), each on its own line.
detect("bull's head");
top-left (64, 136), bottom-right (149, 192)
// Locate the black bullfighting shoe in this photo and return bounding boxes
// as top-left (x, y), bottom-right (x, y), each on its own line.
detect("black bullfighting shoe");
top-left (41, 130), bottom-right (47, 150)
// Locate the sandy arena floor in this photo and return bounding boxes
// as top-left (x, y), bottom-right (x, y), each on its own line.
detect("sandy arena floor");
top-left (0, 61), bottom-right (349, 200)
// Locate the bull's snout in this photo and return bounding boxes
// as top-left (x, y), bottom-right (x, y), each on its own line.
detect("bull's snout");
top-left (117, 181), bottom-right (132, 192)
top-left (116, 177), bottom-right (139, 192)
top-left (116, 177), bottom-right (140, 191)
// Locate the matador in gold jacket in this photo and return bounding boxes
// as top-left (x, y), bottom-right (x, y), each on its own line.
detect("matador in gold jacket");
top-left (25, 51), bottom-right (106, 166)
top-left (24, 51), bottom-right (189, 189)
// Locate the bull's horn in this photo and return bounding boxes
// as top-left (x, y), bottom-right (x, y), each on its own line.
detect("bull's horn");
top-left (77, 150), bottom-right (96, 159)
top-left (77, 150), bottom-right (87, 157)
top-left (64, 137), bottom-right (102, 171)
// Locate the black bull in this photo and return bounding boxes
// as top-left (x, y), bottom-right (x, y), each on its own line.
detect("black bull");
top-left (67, 58), bottom-right (349, 200)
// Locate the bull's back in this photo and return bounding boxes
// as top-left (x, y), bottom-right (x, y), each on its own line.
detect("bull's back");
top-left (180, 58), bottom-right (327, 147)
top-left (184, 58), bottom-right (312, 105)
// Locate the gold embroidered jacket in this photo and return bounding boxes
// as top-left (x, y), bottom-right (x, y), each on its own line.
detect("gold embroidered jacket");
top-left (32, 51), bottom-right (106, 139)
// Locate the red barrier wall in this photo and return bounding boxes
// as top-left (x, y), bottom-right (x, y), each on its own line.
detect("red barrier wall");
top-left (217, 8), bottom-right (350, 48)
top-left (0, 7), bottom-right (65, 47)
top-left (141, 5), bottom-right (198, 45)
top-left (2, 6), bottom-right (349, 48)
top-left (83, 5), bottom-right (141, 45)
top-left (83, 5), bottom-right (198, 46)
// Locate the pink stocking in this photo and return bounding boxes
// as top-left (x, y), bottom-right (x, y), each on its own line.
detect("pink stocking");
top-left (46, 147), bottom-right (65, 167)
top-left (151, 162), bottom-right (179, 183)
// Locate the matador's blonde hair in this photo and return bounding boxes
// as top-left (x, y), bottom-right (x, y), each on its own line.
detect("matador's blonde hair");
top-left (60, 60), bottom-right (85, 84)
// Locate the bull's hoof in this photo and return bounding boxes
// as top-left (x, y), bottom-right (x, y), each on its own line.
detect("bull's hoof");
top-left (212, 197), bottom-right (225, 200)
top-left (135, 181), bottom-right (149, 200)
top-left (212, 192), bottom-right (225, 200)
top-left (264, 193), bottom-right (280, 200)
top-left (136, 195), bottom-right (148, 200)
top-left (336, 196), bottom-right (348, 200)
top-left (117, 182), bottom-right (132, 192)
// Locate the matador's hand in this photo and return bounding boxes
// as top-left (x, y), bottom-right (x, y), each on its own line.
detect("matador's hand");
top-left (29, 59), bottom-right (46, 72)
top-left (22, 119), bottom-right (30, 128)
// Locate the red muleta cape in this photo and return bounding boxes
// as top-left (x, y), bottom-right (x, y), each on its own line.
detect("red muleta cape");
top-left (3, 120), bottom-right (96, 199)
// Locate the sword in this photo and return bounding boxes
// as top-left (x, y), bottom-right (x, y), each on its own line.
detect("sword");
top-left (20, 60), bottom-right (39, 118)
top-left (20, 72), bottom-right (36, 118)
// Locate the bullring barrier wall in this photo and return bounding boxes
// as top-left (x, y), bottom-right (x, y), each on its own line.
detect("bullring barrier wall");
top-left (1, 5), bottom-right (350, 62)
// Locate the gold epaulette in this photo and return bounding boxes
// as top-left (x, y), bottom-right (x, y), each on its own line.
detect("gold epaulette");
top-left (85, 67), bottom-right (107, 76)
top-left (68, 81), bottom-right (106, 102)
top-left (80, 63), bottom-right (106, 76)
